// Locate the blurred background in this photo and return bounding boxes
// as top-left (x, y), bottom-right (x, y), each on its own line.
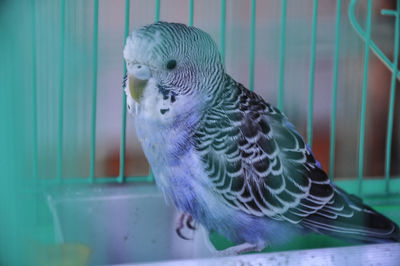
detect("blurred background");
top-left (0, 0), bottom-right (399, 265)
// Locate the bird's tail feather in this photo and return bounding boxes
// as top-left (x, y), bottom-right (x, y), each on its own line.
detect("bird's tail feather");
top-left (302, 185), bottom-right (400, 243)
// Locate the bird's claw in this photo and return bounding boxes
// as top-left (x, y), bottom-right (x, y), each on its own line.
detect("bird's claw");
top-left (176, 212), bottom-right (196, 240)
top-left (186, 214), bottom-right (196, 230)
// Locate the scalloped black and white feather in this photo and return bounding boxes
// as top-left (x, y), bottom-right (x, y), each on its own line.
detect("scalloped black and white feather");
top-left (194, 74), bottom-right (399, 243)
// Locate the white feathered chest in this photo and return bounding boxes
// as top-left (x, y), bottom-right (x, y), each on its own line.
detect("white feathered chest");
top-left (126, 81), bottom-right (213, 214)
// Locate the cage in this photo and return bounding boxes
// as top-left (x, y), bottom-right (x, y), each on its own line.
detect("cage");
top-left (0, 0), bottom-right (399, 265)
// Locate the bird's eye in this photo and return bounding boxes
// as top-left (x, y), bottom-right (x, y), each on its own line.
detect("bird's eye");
top-left (166, 59), bottom-right (177, 70)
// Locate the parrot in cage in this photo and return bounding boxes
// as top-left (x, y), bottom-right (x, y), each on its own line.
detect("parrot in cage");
top-left (122, 21), bottom-right (399, 254)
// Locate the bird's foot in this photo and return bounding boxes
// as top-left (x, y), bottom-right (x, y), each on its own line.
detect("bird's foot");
top-left (175, 212), bottom-right (196, 240)
top-left (213, 242), bottom-right (265, 257)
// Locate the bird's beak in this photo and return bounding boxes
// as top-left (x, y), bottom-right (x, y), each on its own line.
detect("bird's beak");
top-left (128, 64), bottom-right (151, 102)
top-left (129, 75), bottom-right (148, 102)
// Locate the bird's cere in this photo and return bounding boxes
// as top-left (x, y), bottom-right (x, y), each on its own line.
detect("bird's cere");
top-left (129, 64), bottom-right (151, 80)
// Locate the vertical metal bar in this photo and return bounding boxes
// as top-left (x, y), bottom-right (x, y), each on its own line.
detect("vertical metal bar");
top-left (307, 0), bottom-right (318, 148)
top-left (147, 0), bottom-right (162, 182)
top-left (384, 0), bottom-right (400, 193)
top-left (57, 0), bottom-right (66, 182)
top-left (278, 0), bottom-right (287, 110)
top-left (329, 0), bottom-right (341, 180)
top-left (28, 0), bottom-right (39, 246)
top-left (31, 0), bottom-right (38, 181)
top-left (220, 0), bottom-right (226, 64)
top-left (118, 0), bottom-right (130, 183)
top-left (358, 0), bottom-right (373, 194)
top-left (249, 0), bottom-right (256, 91)
top-left (155, 0), bottom-right (160, 22)
top-left (189, 0), bottom-right (194, 26)
top-left (89, 0), bottom-right (99, 182)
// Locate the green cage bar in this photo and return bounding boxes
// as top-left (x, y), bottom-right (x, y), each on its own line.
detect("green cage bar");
top-left (89, 0), bottom-right (99, 182)
top-left (307, 0), bottom-right (318, 148)
top-left (57, 0), bottom-right (66, 182)
top-left (278, 0), bottom-right (287, 110)
top-left (189, 0), bottom-right (194, 26)
top-left (383, 2), bottom-right (400, 193)
top-left (329, 0), bottom-right (342, 180)
top-left (118, 0), bottom-right (131, 183)
top-left (31, 0), bottom-right (38, 181)
top-left (249, 0), bottom-right (256, 91)
top-left (357, 0), bottom-right (373, 194)
top-left (36, 175), bottom-right (400, 195)
top-left (146, 0), bottom-right (163, 183)
top-left (155, 0), bottom-right (160, 22)
top-left (220, 0), bottom-right (226, 64)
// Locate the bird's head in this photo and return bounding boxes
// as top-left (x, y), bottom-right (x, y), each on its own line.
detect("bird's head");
top-left (123, 22), bottom-right (224, 122)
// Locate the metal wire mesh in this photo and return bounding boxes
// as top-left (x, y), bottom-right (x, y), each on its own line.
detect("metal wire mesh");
top-left (25, 0), bottom-right (399, 197)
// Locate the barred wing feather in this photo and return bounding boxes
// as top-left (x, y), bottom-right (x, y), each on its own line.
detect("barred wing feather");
top-left (195, 77), bottom-right (335, 223)
top-left (194, 76), bottom-right (399, 243)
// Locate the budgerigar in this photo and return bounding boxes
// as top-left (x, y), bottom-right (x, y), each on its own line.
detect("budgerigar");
top-left (123, 21), bottom-right (399, 254)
